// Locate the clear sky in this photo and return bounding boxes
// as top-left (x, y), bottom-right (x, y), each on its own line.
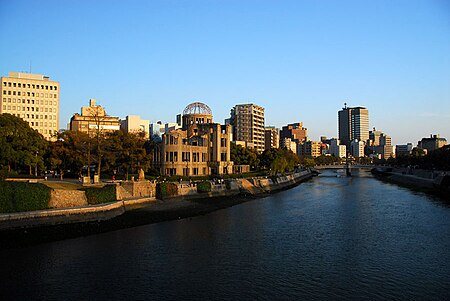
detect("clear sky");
top-left (1, 0), bottom-right (449, 145)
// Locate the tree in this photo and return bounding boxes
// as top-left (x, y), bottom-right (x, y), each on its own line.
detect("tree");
top-left (230, 143), bottom-right (260, 170)
top-left (0, 114), bottom-right (48, 177)
top-left (46, 131), bottom-right (91, 179)
top-left (104, 131), bottom-right (151, 179)
top-left (258, 148), bottom-right (299, 174)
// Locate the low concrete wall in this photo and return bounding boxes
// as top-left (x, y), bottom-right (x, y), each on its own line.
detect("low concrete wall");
top-left (0, 171), bottom-right (314, 230)
top-left (387, 173), bottom-right (434, 189)
top-left (118, 181), bottom-right (156, 199)
top-left (0, 201), bottom-right (126, 230)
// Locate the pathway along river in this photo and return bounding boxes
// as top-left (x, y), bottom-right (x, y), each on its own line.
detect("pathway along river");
top-left (1, 169), bottom-right (450, 300)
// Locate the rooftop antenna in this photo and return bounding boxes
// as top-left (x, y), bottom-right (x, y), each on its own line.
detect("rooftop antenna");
top-left (29, 60), bottom-right (32, 73)
top-left (344, 102), bottom-right (347, 109)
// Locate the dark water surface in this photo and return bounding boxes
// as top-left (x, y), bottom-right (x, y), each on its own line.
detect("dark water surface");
top-left (1, 170), bottom-right (450, 300)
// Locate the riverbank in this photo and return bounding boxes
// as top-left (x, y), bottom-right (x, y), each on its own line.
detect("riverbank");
top-left (0, 170), bottom-right (314, 248)
top-left (371, 167), bottom-right (450, 199)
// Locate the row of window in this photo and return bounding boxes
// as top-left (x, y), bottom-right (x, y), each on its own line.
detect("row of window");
top-left (3, 105), bottom-right (56, 113)
top-left (5, 114), bottom-right (56, 129)
top-left (1, 107), bottom-right (56, 119)
top-left (3, 82), bottom-right (58, 90)
top-left (2, 98), bottom-right (57, 105)
top-left (165, 151), bottom-right (209, 163)
top-left (164, 167), bottom-right (207, 176)
top-left (2, 90), bottom-right (58, 98)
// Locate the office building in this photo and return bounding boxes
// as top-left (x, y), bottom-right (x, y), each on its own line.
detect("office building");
top-left (120, 115), bottom-right (150, 138)
top-left (338, 105), bottom-right (369, 149)
top-left (69, 99), bottom-right (120, 135)
top-left (366, 129), bottom-right (393, 159)
top-left (280, 122), bottom-right (308, 144)
top-left (418, 134), bottom-right (447, 152)
top-left (152, 102), bottom-right (233, 176)
top-left (330, 139), bottom-right (347, 158)
top-left (264, 126), bottom-right (279, 150)
top-left (350, 140), bottom-right (365, 158)
top-left (1, 72), bottom-right (60, 141)
top-left (280, 137), bottom-right (297, 152)
top-left (229, 103), bottom-right (265, 153)
top-left (396, 143), bottom-right (413, 156)
top-left (298, 140), bottom-right (322, 158)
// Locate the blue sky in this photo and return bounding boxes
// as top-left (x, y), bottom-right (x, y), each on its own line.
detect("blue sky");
top-left (1, 0), bottom-right (449, 145)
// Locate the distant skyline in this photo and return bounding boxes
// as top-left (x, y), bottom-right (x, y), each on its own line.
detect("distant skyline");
top-left (1, 0), bottom-right (449, 145)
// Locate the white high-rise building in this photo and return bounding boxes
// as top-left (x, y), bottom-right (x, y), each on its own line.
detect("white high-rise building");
top-left (1, 72), bottom-right (60, 141)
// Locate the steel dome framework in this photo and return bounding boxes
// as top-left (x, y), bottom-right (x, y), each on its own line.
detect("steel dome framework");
top-left (183, 102), bottom-right (212, 116)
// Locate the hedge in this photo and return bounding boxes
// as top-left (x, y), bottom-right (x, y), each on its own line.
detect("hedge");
top-left (0, 181), bottom-right (50, 213)
top-left (197, 181), bottom-right (212, 193)
top-left (156, 182), bottom-right (178, 199)
top-left (82, 185), bottom-right (117, 205)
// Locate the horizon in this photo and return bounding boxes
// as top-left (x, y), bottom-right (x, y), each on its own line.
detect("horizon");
top-left (1, 0), bottom-right (449, 145)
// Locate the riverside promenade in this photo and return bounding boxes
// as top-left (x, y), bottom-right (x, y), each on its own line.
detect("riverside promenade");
top-left (0, 170), bottom-right (315, 241)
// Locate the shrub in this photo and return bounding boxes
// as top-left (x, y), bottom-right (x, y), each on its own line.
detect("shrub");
top-left (156, 182), bottom-right (178, 199)
top-left (82, 185), bottom-right (117, 205)
top-left (197, 181), bottom-right (212, 193)
top-left (0, 181), bottom-right (50, 213)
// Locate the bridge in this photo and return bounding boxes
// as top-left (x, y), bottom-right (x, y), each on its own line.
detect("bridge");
top-left (314, 164), bottom-right (374, 169)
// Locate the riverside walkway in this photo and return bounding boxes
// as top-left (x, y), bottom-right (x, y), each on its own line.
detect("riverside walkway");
top-left (314, 164), bottom-right (374, 169)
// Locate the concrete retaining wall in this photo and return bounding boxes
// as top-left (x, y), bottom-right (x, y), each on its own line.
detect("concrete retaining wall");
top-left (0, 171), bottom-right (313, 230)
top-left (0, 201), bottom-right (126, 230)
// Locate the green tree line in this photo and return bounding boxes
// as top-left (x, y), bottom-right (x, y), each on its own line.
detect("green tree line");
top-left (0, 114), bottom-right (155, 179)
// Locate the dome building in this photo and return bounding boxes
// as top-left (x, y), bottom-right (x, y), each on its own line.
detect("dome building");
top-left (152, 102), bottom-right (234, 176)
top-left (182, 102), bottom-right (213, 130)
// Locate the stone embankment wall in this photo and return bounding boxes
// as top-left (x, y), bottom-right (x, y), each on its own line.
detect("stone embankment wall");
top-left (118, 181), bottom-right (156, 200)
top-left (48, 190), bottom-right (88, 208)
top-left (0, 171), bottom-right (313, 230)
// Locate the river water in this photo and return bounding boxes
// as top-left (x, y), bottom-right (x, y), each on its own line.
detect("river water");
top-left (1, 169), bottom-right (450, 300)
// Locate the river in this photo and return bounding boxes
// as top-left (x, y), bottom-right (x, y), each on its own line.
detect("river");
top-left (1, 169), bottom-right (449, 300)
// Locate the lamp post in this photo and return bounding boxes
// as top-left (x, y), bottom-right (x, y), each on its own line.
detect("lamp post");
top-left (34, 151), bottom-right (38, 177)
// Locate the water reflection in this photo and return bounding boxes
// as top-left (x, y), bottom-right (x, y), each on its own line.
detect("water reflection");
top-left (1, 170), bottom-right (450, 300)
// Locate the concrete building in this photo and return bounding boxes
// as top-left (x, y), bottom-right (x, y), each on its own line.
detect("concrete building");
top-left (120, 115), bottom-right (150, 138)
top-left (350, 140), bottom-right (365, 158)
top-left (280, 122), bottom-right (308, 144)
top-left (1, 72), bottom-right (60, 141)
top-left (150, 122), bottom-right (163, 141)
top-left (396, 143), bottom-right (413, 156)
top-left (69, 99), bottom-right (120, 135)
top-left (368, 128), bottom-right (382, 146)
top-left (280, 137), bottom-right (297, 152)
top-left (264, 126), bottom-right (279, 150)
top-left (152, 102), bottom-right (233, 176)
top-left (366, 129), bottom-right (393, 159)
top-left (330, 139), bottom-right (347, 158)
top-left (229, 104), bottom-right (265, 153)
top-left (298, 140), bottom-right (322, 158)
top-left (338, 104), bottom-right (369, 149)
top-left (418, 134), bottom-right (447, 152)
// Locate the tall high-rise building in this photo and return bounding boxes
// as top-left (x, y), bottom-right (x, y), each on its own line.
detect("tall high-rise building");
top-left (264, 126), bottom-right (279, 150)
top-left (229, 104), bottom-right (265, 153)
top-left (1, 72), bottom-right (60, 141)
top-left (280, 122), bottom-right (308, 144)
top-left (338, 105), bottom-right (369, 149)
